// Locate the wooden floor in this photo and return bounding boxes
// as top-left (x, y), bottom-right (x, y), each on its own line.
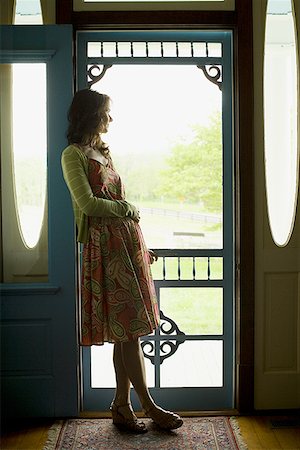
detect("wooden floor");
top-left (237, 416), bottom-right (300, 449)
top-left (0, 419), bottom-right (54, 450)
top-left (1, 415), bottom-right (300, 449)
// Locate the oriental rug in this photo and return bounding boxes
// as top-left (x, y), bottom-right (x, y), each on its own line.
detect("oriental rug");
top-left (44, 417), bottom-right (248, 450)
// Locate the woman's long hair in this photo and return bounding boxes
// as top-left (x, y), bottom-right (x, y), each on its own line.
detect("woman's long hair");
top-left (67, 89), bottom-right (110, 155)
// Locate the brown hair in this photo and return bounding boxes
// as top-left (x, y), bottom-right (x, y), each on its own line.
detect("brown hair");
top-left (67, 89), bottom-right (110, 154)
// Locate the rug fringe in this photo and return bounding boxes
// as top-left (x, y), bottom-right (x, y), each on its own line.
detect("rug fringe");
top-left (229, 417), bottom-right (248, 450)
top-left (43, 420), bottom-right (64, 450)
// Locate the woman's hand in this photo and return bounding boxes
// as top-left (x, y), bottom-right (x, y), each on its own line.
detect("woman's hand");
top-left (148, 249), bottom-right (158, 264)
top-left (125, 203), bottom-right (140, 222)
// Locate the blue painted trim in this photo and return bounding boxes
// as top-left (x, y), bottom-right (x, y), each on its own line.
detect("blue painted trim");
top-left (87, 56), bottom-right (223, 65)
top-left (0, 285), bottom-right (60, 296)
top-left (149, 249), bottom-right (223, 257)
top-left (140, 335), bottom-right (224, 341)
top-left (0, 50), bottom-right (56, 63)
top-left (83, 385), bottom-right (233, 412)
top-left (80, 30), bottom-right (231, 43)
top-left (155, 280), bottom-right (224, 287)
top-left (221, 31), bottom-right (235, 408)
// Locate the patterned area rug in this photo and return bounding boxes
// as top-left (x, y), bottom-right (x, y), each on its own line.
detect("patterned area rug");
top-left (44, 417), bottom-right (247, 450)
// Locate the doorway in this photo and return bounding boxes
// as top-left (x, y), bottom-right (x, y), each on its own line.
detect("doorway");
top-left (77, 30), bottom-right (234, 411)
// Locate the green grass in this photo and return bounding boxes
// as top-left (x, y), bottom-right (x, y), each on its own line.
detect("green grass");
top-left (160, 287), bottom-right (223, 336)
top-left (150, 257), bottom-right (223, 336)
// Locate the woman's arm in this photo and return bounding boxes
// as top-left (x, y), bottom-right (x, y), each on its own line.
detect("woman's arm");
top-left (61, 146), bottom-right (138, 219)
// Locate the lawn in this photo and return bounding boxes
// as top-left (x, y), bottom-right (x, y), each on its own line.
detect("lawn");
top-left (159, 287), bottom-right (223, 336)
top-left (133, 199), bottom-right (225, 336)
top-left (137, 201), bottom-right (223, 250)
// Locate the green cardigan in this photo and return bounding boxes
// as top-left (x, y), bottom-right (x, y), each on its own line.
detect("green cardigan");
top-left (61, 145), bottom-right (135, 243)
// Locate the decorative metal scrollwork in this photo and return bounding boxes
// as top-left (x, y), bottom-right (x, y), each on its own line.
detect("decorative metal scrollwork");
top-left (87, 64), bottom-right (112, 88)
top-left (141, 310), bottom-right (186, 365)
top-left (197, 65), bottom-right (222, 91)
top-left (141, 341), bottom-right (155, 362)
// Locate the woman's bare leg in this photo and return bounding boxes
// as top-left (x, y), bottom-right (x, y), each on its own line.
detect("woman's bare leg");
top-left (112, 343), bottom-right (131, 406)
top-left (119, 339), bottom-right (154, 410)
top-left (120, 339), bottom-right (183, 429)
top-left (111, 343), bottom-right (147, 431)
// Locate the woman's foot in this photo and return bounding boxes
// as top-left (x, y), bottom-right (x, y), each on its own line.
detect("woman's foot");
top-left (144, 404), bottom-right (183, 430)
top-left (110, 403), bottom-right (148, 434)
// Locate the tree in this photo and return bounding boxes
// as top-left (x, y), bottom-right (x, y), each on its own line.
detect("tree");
top-left (113, 152), bottom-right (162, 202)
top-left (156, 112), bottom-right (222, 213)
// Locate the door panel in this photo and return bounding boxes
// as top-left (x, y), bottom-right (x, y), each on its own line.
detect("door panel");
top-left (0, 25), bottom-right (78, 417)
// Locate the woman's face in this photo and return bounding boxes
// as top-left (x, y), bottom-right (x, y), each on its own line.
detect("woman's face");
top-left (99, 101), bottom-right (113, 134)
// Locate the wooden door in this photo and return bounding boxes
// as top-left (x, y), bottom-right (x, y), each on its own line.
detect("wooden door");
top-left (0, 25), bottom-right (78, 417)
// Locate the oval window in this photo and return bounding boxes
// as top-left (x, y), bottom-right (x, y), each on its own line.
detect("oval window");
top-left (12, 64), bottom-right (47, 249)
top-left (264, 0), bottom-right (299, 246)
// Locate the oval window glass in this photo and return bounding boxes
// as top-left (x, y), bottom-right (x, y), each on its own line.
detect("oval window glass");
top-left (12, 64), bottom-right (47, 249)
top-left (264, 0), bottom-right (299, 246)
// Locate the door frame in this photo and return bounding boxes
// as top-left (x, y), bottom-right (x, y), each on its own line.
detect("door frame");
top-left (56, 0), bottom-right (255, 413)
top-left (77, 29), bottom-right (235, 412)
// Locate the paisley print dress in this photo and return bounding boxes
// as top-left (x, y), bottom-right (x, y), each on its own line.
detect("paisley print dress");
top-left (80, 158), bottom-right (160, 345)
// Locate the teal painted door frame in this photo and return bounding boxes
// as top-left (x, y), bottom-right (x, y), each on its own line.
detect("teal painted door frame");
top-left (0, 25), bottom-right (78, 417)
top-left (77, 30), bottom-right (235, 412)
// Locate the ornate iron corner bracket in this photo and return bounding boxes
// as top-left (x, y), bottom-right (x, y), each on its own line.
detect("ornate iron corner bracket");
top-left (141, 310), bottom-right (186, 365)
top-left (197, 65), bottom-right (222, 91)
top-left (87, 64), bottom-right (113, 88)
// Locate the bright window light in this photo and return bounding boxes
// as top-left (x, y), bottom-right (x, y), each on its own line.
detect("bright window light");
top-left (14, 0), bottom-right (43, 24)
top-left (264, 0), bottom-right (299, 246)
top-left (12, 64), bottom-right (47, 248)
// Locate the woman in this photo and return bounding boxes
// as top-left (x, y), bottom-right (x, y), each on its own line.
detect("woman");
top-left (61, 89), bottom-right (183, 433)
